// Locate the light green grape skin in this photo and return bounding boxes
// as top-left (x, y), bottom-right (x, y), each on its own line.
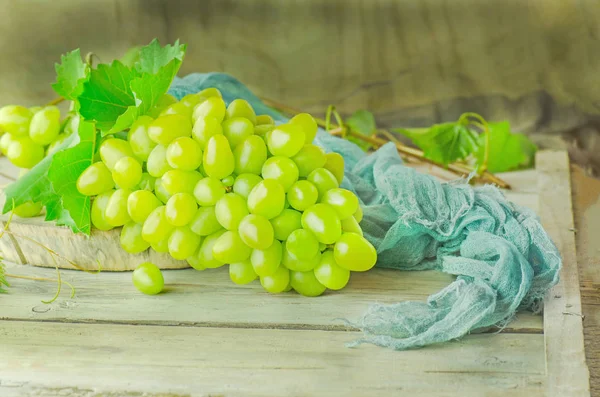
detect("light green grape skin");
top-left (289, 113), bottom-right (318, 144)
top-left (146, 145), bottom-right (173, 178)
top-left (287, 180), bottom-right (319, 212)
top-left (161, 170), bottom-right (202, 195)
top-left (221, 175), bottom-right (235, 187)
top-left (0, 132), bottom-right (15, 155)
top-left (256, 115), bottom-right (275, 126)
top-left (151, 238), bottom-right (169, 254)
top-left (159, 102), bottom-right (193, 120)
top-left (112, 157), bottom-right (142, 190)
top-left (91, 190), bottom-right (115, 231)
top-left (353, 205), bottom-right (363, 223)
top-left (225, 99), bottom-right (257, 124)
top-left (212, 230), bottom-right (252, 264)
top-left (127, 116), bottom-right (156, 162)
top-left (292, 145), bottom-right (326, 177)
top-left (196, 230), bottom-right (227, 268)
top-left (154, 177), bottom-right (172, 204)
top-left (270, 209), bottom-right (302, 241)
top-left (229, 260), bottom-right (258, 285)
top-left (254, 124), bottom-right (274, 137)
top-left (180, 93), bottom-right (206, 109)
top-left (193, 177), bottom-right (226, 206)
top-left (166, 137), bottom-right (203, 171)
top-left (222, 117), bottom-right (254, 149)
top-left (260, 266), bottom-right (290, 294)
top-left (168, 226), bottom-right (203, 260)
top-left (99, 138), bottom-right (135, 171)
top-left (301, 203), bottom-right (342, 244)
top-left (314, 250), bottom-right (350, 290)
top-left (12, 201), bottom-right (43, 218)
top-left (136, 173), bottom-right (156, 191)
top-left (321, 188), bottom-right (359, 220)
top-left (233, 135), bottom-right (267, 175)
top-left (76, 162), bottom-right (115, 196)
top-left (203, 134), bottom-right (235, 180)
top-left (6, 137), bottom-right (44, 169)
top-left (319, 242), bottom-right (327, 252)
top-left (290, 270), bottom-right (327, 297)
top-left (186, 248), bottom-right (207, 271)
top-left (29, 106), bottom-right (42, 114)
top-left (29, 106), bottom-right (60, 145)
top-left (261, 156), bottom-right (299, 192)
top-left (105, 189), bottom-right (132, 227)
top-left (233, 173), bottom-right (263, 199)
top-left (282, 247), bottom-right (321, 272)
top-left (120, 222), bottom-right (150, 254)
top-left (341, 216), bottom-right (363, 236)
top-left (307, 168), bottom-right (339, 200)
top-left (148, 94), bottom-right (177, 118)
top-left (247, 179), bottom-right (285, 220)
top-left (0, 105), bottom-right (32, 137)
top-left (192, 116), bottom-right (223, 149)
top-left (238, 214), bottom-right (274, 250)
top-left (251, 240), bottom-right (283, 277)
top-left (46, 134), bottom-right (69, 156)
top-left (148, 114), bottom-right (192, 146)
top-left (266, 123), bottom-right (305, 158)
top-left (132, 262), bottom-right (164, 295)
top-left (189, 206), bottom-right (223, 236)
top-left (141, 206), bottom-right (175, 244)
top-left (285, 229), bottom-right (320, 260)
top-left (127, 190), bottom-right (162, 224)
top-left (215, 193), bottom-right (249, 231)
top-left (324, 152), bottom-right (345, 185)
top-left (165, 193), bottom-right (198, 227)
top-left (198, 87), bottom-right (223, 99)
top-left (192, 96), bottom-right (226, 123)
top-left (333, 233), bottom-right (377, 272)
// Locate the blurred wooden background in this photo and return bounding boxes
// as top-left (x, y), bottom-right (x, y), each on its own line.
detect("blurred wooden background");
top-left (1, 0), bottom-right (600, 171)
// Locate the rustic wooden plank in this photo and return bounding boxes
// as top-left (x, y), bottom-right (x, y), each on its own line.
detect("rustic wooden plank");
top-left (0, 320), bottom-right (546, 397)
top-left (537, 151), bottom-right (590, 396)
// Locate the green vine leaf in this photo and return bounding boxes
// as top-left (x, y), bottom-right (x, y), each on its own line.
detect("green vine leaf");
top-left (346, 110), bottom-right (376, 150)
top-left (135, 39), bottom-right (186, 74)
top-left (52, 49), bottom-right (90, 103)
top-left (477, 121), bottom-right (537, 173)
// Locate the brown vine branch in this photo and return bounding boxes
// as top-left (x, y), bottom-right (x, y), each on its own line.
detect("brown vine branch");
top-left (45, 96), bottom-right (65, 107)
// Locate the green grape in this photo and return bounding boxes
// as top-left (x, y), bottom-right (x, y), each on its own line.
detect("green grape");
top-left (282, 247), bottom-right (321, 272)
top-left (76, 162), bottom-right (115, 196)
top-left (321, 188), bottom-right (359, 220)
top-left (192, 116), bottom-right (223, 148)
top-left (159, 102), bottom-right (193, 120)
top-left (233, 173), bottom-right (263, 199)
top-left (29, 106), bottom-right (60, 145)
top-left (319, 242), bottom-right (327, 252)
top-left (99, 138), bottom-right (134, 171)
top-left (314, 250), bottom-right (350, 290)
top-left (46, 134), bottom-right (69, 156)
top-left (290, 270), bottom-right (326, 297)
top-left (147, 145), bottom-right (173, 177)
top-left (301, 203), bottom-right (342, 244)
top-left (189, 206), bottom-right (223, 236)
top-left (261, 156), bottom-right (299, 192)
top-left (289, 113), bottom-right (318, 144)
top-left (161, 169), bottom-right (202, 195)
top-left (186, 248), bottom-right (206, 271)
top-left (63, 114), bottom-right (79, 136)
top-left (229, 260), bottom-right (258, 285)
top-left (105, 189), bottom-right (132, 227)
top-left (251, 240), bottom-right (283, 277)
top-left (0, 132), bottom-right (15, 155)
top-left (292, 145), bottom-right (326, 177)
top-left (127, 116), bottom-right (156, 162)
top-left (254, 124), bottom-right (274, 137)
top-left (212, 230), bottom-right (252, 264)
top-left (221, 175), bottom-right (235, 187)
top-left (91, 190), bottom-right (115, 231)
top-left (222, 117), bottom-right (254, 148)
top-left (112, 156), bottom-right (142, 189)
top-left (151, 238), bottom-right (169, 253)
top-left (180, 93), bottom-right (206, 109)
top-left (198, 87), bottom-right (222, 98)
top-left (120, 222), bottom-right (151, 254)
top-left (238, 214), bottom-right (274, 250)
top-left (247, 179), bottom-right (285, 220)
top-left (215, 193), bottom-right (249, 230)
top-left (270, 209), bottom-right (302, 240)
top-left (192, 96), bottom-right (226, 123)
top-left (142, 206), bottom-right (175, 244)
top-left (225, 99), bottom-right (257, 124)
top-left (203, 135), bottom-right (235, 179)
top-left (256, 114), bottom-right (275, 125)
top-left (136, 173), bottom-right (156, 191)
top-left (286, 229), bottom-right (319, 260)
top-left (333, 233), bottom-right (377, 272)
top-left (154, 177), bottom-right (172, 204)
top-left (233, 135), bottom-right (267, 175)
top-left (260, 266), bottom-right (290, 294)
top-left (29, 106), bottom-right (42, 114)
top-left (287, 180), bottom-right (319, 211)
top-left (127, 190), bottom-right (162, 224)
top-left (324, 152), bottom-right (345, 185)
top-left (12, 201), bottom-right (43, 218)
top-left (307, 168), bottom-right (339, 200)
top-left (168, 226), bottom-right (203, 260)
top-left (0, 105), bottom-right (32, 136)
top-left (7, 137), bottom-right (44, 168)
top-left (193, 177), bottom-right (226, 206)
top-left (196, 229), bottom-right (227, 268)
top-left (148, 114), bottom-right (192, 146)
top-left (165, 193), bottom-right (198, 226)
top-left (132, 262), bottom-right (164, 295)
top-left (266, 123), bottom-right (305, 157)
top-left (148, 93), bottom-right (177, 118)
top-left (341, 216), bottom-right (363, 236)
top-left (353, 205), bottom-right (363, 223)
top-left (166, 137), bottom-right (203, 171)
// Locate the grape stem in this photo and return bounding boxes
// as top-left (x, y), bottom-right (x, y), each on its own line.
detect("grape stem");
top-left (46, 97), bottom-right (65, 107)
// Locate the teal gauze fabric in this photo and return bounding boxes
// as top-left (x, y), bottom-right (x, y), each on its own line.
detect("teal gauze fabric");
top-left (170, 73), bottom-right (562, 350)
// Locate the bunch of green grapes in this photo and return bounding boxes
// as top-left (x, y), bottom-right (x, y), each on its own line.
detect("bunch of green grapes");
top-left (75, 88), bottom-right (376, 296)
